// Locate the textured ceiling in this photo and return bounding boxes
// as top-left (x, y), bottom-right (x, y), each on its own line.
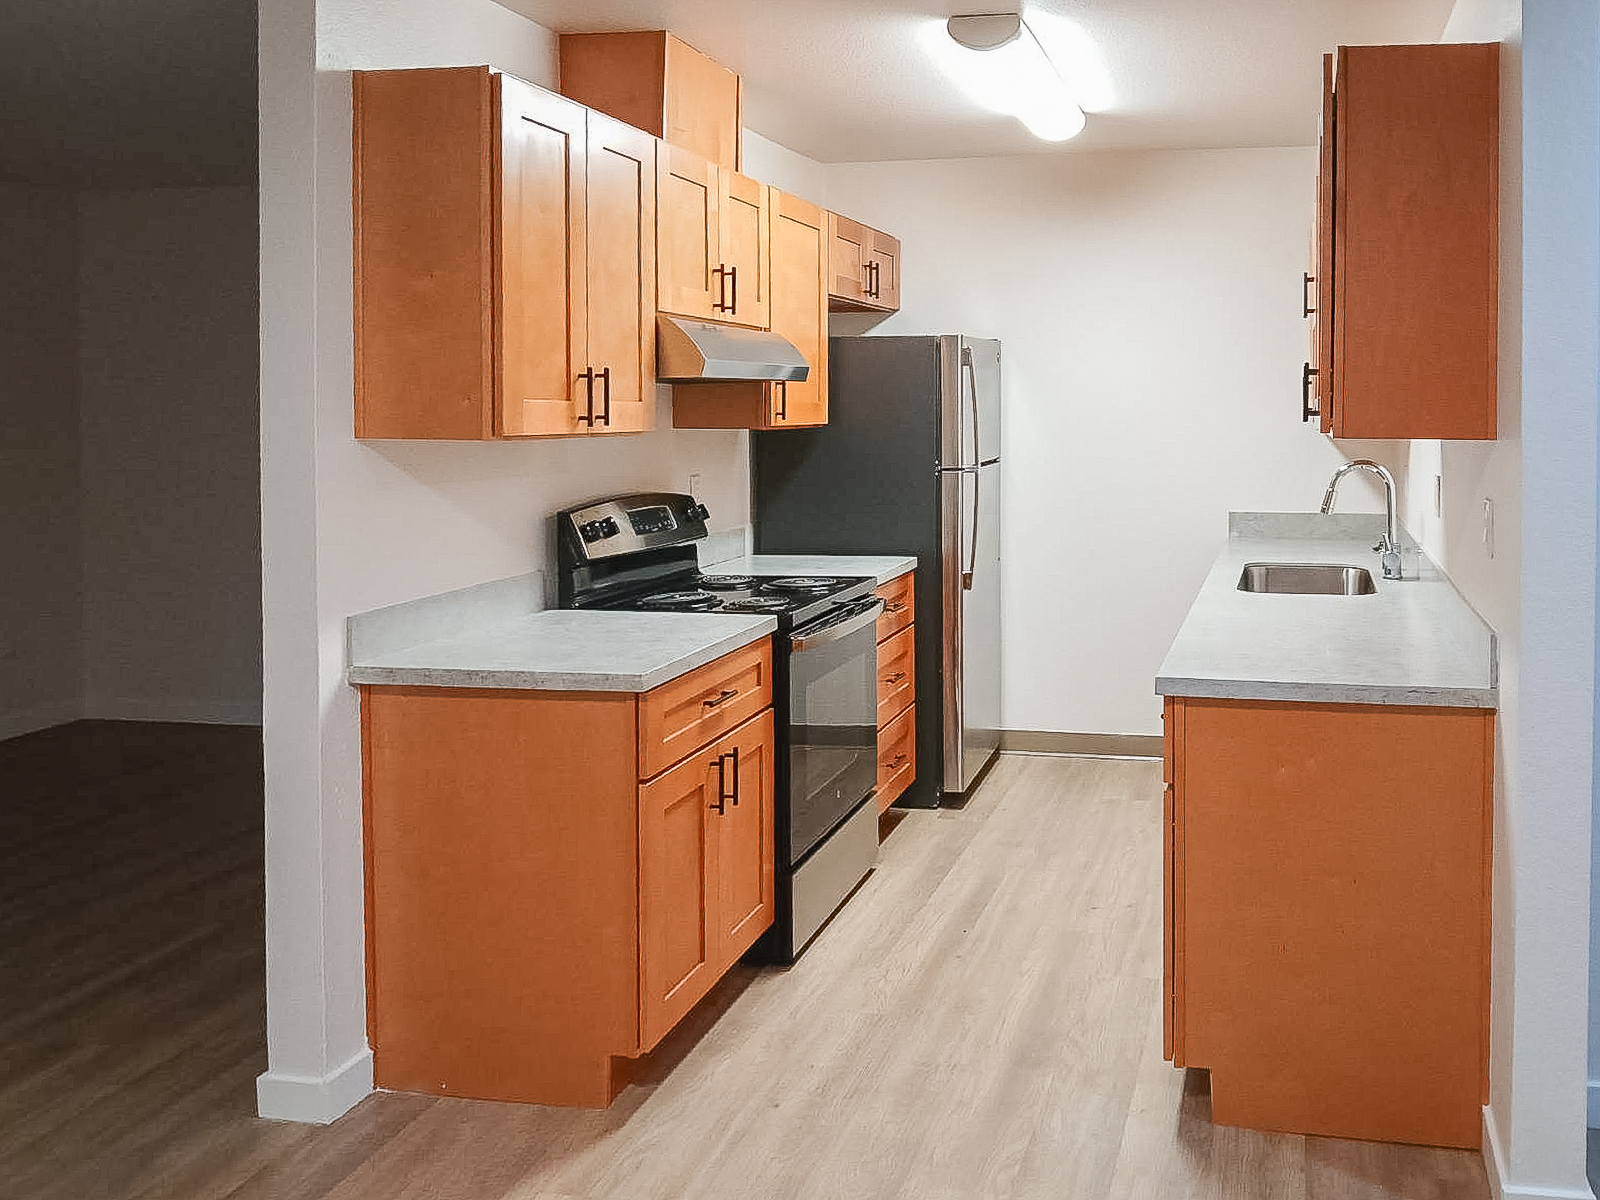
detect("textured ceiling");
top-left (0, 0), bottom-right (1455, 187)
top-left (497, 0), bottom-right (1458, 161)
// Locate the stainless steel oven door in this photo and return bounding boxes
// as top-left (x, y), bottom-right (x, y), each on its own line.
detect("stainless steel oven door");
top-left (786, 595), bottom-right (884, 863)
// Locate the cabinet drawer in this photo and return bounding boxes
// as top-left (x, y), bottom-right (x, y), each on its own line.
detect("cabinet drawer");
top-left (876, 625), bottom-right (915, 727)
top-left (639, 640), bottom-right (773, 780)
top-left (876, 702), bottom-right (916, 813)
top-left (875, 572), bottom-right (914, 642)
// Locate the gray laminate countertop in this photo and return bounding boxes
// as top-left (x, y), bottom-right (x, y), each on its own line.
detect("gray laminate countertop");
top-left (1155, 513), bottom-right (1497, 708)
top-left (712, 554), bottom-right (916, 586)
top-left (349, 607), bottom-right (777, 693)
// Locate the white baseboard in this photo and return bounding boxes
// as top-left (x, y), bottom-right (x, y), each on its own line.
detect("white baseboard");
top-left (1484, 1105), bottom-right (1597, 1200)
top-left (256, 1049), bottom-right (373, 1124)
top-left (81, 697), bottom-right (263, 725)
top-left (0, 700), bottom-right (83, 743)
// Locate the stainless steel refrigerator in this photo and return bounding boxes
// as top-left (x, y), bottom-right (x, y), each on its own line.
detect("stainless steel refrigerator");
top-left (751, 335), bottom-right (1002, 807)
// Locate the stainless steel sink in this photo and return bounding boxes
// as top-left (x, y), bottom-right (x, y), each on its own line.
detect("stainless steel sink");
top-left (1237, 562), bottom-right (1377, 596)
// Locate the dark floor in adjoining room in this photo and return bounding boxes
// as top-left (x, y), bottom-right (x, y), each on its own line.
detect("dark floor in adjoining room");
top-left (0, 722), bottom-right (1491, 1199)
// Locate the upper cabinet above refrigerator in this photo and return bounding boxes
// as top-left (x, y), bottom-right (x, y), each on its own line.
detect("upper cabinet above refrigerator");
top-left (827, 213), bottom-right (901, 313)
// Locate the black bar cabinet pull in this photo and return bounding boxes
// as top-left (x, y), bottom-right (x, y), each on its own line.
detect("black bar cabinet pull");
top-left (775, 380), bottom-right (787, 421)
top-left (702, 688), bottom-right (738, 709)
top-left (1302, 272), bottom-right (1316, 318)
top-left (727, 265), bottom-right (738, 314)
top-left (709, 754), bottom-right (727, 814)
top-left (599, 366), bottom-right (612, 426)
top-left (576, 368), bottom-right (596, 426)
top-left (1302, 361), bottom-right (1320, 423)
top-left (712, 265), bottom-right (728, 312)
top-left (727, 746), bottom-right (740, 807)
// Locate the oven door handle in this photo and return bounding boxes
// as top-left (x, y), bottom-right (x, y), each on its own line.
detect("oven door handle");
top-left (789, 597), bottom-right (885, 651)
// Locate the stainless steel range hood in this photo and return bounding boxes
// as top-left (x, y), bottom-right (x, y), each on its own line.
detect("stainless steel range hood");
top-left (656, 315), bottom-right (809, 382)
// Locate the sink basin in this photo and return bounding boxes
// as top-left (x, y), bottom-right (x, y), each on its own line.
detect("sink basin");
top-left (1237, 562), bottom-right (1377, 596)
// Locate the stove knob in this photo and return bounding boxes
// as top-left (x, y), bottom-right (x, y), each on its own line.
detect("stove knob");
top-left (689, 503), bottom-right (710, 522)
top-left (578, 520), bottom-right (603, 543)
top-left (600, 517), bottom-right (620, 538)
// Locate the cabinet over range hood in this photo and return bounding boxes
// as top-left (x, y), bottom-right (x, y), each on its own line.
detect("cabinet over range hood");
top-left (656, 315), bottom-right (809, 382)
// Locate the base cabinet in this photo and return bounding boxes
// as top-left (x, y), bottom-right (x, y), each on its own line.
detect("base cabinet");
top-left (1163, 695), bottom-right (1492, 1148)
top-left (873, 572), bottom-right (917, 813)
top-left (361, 641), bottom-right (775, 1107)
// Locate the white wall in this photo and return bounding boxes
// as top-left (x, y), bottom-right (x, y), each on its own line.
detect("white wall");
top-left (0, 184), bottom-right (81, 741)
top-left (822, 149), bottom-right (1381, 737)
top-left (257, 0), bottom-right (753, 1119)
top-left (77, 187), bottom-right (263, 725)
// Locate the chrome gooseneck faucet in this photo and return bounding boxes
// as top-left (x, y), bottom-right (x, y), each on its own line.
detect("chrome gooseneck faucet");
top-left (1320, 459), bottom-right (1405, 580)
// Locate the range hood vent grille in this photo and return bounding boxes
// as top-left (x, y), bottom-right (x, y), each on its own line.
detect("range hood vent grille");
top-left (656, 315), bottom-right (809, 382)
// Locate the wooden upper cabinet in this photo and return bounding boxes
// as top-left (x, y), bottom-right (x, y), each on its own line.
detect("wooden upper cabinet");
top-left (657, 143), bottom-right (770, 330)
top-left (353, 67), bottom-right (655, 440)
top-left (1307, 42), bottom-right (1498, 440)
top-left (827, 212), bottom-right (901, 313)
top-left (672, 189), bottom-right (829, 430)
top-left (559, 30), bottom-right (742, 172)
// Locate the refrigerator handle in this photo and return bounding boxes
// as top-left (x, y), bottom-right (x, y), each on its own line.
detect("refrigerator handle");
top-left (962, 346), bottom-right (981, 466)
top-left (963, 468), bottom-right (979, 591)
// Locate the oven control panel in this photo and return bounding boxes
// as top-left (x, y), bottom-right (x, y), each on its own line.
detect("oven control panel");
top-left (558, 492), bottom-right (711, 563)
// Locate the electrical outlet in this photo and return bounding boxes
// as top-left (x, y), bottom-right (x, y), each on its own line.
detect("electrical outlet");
top-left (688, 472), bottom-right (702, 501)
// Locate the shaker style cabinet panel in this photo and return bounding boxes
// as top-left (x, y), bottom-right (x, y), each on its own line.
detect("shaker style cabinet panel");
top-left (1303, 42), bottom-right (1498, 439)
top-left (827, 212), bottom-right (901, 313)
top-left (559, 30), bottom-right (742, 172)
top-left (640, 710), bottom-right (775, 1049)
top-left (1163, 695), bottom-right (1492, 1148)
top-left (353, 67), bottom-right (655, 440)
top-left (673, 189), bottom-right (830, 429)
top-left (656, 143), bottom-right (771, 330)
top-left (872, 573), bottom-right (918, 813)
top-left (361, 640), bottom-right (775, 1109)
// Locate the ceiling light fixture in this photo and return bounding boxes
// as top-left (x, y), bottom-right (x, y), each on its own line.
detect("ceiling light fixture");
top-left (938, 9), bottom-right (1089, 142)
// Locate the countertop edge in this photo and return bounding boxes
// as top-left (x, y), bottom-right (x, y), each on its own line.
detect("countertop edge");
top-left (1155, 675), bottom-right (1499, 710)
top-left (348, 617), bottom-right (777, 693)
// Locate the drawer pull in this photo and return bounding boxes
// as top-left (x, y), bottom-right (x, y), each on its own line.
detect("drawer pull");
top-left (884, 671), bottom-right (907, 685)
top-left (702, 688), bottom-right (739, 709)
top-left (888, 753), bottom-right (908, 770)
top-left (884, 602), bottom-right (907, 614)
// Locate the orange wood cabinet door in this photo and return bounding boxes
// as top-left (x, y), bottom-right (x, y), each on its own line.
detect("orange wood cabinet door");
top-left (717, 170), bottom-right (770, 329)
top-left (871, 572), bottom-right (917, 816)
top-left (497, 75), bottom-right (589, 437)
top-left (1165, 695), bottom-right (1492, 1149)
top-left (559, 30), bottom-right (741, 172)
top-left (876, 624), bottom-right (915, 727)
top-left (657, 143), bottom-right (721, 321)
top-left (712, 709), bottom-right (776, 966)
top-left (671, 188), bottom-right (828, 430)
top-left (875, 572), bottom-right (915, 641)
top-left (639, 709), bottom-right (775, 1050)
top-left (1312, 42), bottom-right (1498, 439)
top-left (638, 732), bottom-right (719, 1049)
top-left (353, 67), bottom-right (655, 440)
top-left (582, 111), bottom-right (657, 435)
top-left (827, 211), bottom-right (901, 313)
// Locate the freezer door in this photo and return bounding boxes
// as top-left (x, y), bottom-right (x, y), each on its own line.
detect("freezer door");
top-left (940, 460), bottom-right (1002, 795)
top-left (939, 336), bottom-right (1002, 469)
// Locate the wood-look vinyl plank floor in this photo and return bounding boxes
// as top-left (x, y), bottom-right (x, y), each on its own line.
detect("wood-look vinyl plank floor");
top-left (0, 724), bottom-right (1489, 1199)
